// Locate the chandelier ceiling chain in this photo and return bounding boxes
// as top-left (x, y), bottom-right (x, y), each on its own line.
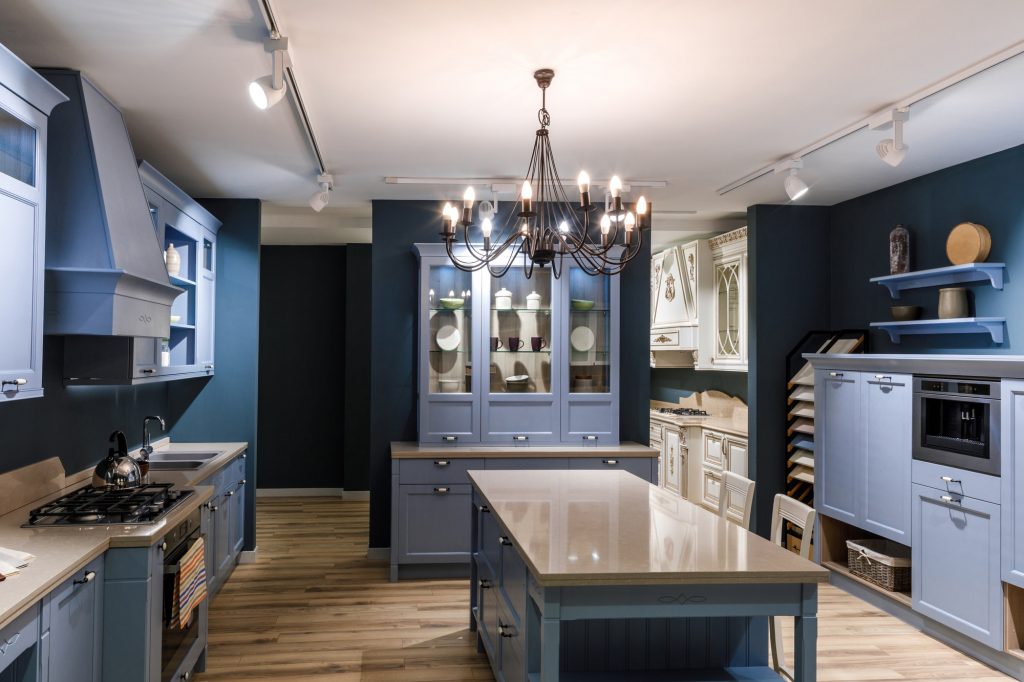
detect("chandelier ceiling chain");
top-left (440, 68), bottom-right (649, 278)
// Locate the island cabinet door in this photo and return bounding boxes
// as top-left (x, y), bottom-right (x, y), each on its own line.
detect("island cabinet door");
top-left (397, 484), bottom-right (473, 563)
top-left (862, 373), bottom-right (913, 544)
top-left (46, 555), bottom-right (105, 682)
top-left (1003, 380), bottom-right (1024, 588)
top-left (912, 484), bottom-right (1002, 649)
top-left (817, 369), bottom-right (862, 524)
top-left (497, 593), bottom-right (525, 682)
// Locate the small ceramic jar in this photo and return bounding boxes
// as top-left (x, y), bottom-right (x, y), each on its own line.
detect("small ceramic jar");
top-left (165, 244), bottom-right (181, 277)
top-left (938, 287), bottom-right (968, 319)
top-left (526, 291), bottom-right (541, 310)
top-left (495, 287), bottom-right (512, 310)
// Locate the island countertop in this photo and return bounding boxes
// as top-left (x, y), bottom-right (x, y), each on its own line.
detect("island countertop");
top-left (468, 469), bottom-right (828, 587)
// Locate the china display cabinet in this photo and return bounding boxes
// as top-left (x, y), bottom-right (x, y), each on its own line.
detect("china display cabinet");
top-left (414, 244), bottom-right (620, 445)
top-left (699, 226), bottom-right (747, 371)
top-left (649, 239), bottom-right (710, 368)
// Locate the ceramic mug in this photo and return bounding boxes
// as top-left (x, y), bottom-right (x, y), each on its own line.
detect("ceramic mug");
top-left (490, 336), bottom-right (503, 352)
top-left (508, 336), bottom-right (525, 351)
top-left (531, 336), bottom-right (547, 352)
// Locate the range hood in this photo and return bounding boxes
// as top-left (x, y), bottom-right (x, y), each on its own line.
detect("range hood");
top-left (40, 69), bottom-right (180, 338)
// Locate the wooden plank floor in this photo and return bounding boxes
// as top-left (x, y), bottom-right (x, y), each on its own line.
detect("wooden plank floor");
top-left (195, 497), bottom-right (1009, 681)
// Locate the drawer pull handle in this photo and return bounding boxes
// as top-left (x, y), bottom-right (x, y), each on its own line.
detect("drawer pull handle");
top-left (441, 435), bottom-right (458, 442)
top-left (498, 535), bottom-right (512, 546)
top-left (873, 374), bottom-right (892, 381)
top-left (1, 632), bottom-right (20, 654)
top-left (602, 459), bottom-right (619, 465)
top-left (1, 378), bottom-right (26, 390)
top-left (239, 479), bottom-right (247, 486)
top-left (512, 435), bottom-right (528, 442)
top-left (498, 622), bottom-right (516, 638)
top-left (433, 487), bottom-right (450, 494)
top-left (479, 579), bottom-right (492, 589)
top-left (434, 459), bottom-right (450, 467)
top-left (204, 364), bottom-right (213, 370)
top-left (142, 369), bottom-right (156, 375)
top-left (582, 435), bottom-right (598, 441)
top-left (940, 495), bottom-right (961, 505)
top-left (828, 372), bottom-right (844, 378)
top-left (241, 453), bottom-right (247, 459)
top-left (73, 570), bottom-right (96, 586)
top-left (225, 490), bottom-right (234, 497)
top-left (940, 475), bottom-right (962, 484)
top-left (478, 504), bottom-right (490, 513)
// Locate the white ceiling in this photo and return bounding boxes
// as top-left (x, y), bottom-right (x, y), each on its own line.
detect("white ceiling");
top-left (2, 1), bottom-right (1024, 244)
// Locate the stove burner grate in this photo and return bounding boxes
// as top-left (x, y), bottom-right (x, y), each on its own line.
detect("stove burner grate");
top-left (25, 483), bottom-right (190, 526)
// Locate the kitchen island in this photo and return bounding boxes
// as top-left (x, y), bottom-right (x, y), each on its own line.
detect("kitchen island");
top-left (468, 469), bottom-right (828, 681)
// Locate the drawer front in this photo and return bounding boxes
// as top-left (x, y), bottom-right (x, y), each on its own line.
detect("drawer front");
top-left (568, 456), bottom-right (653, 482)
top-left (651, 330), bottom-right (679, 347)
top-left (649, 422), bottom-right (663, 445)
top-left (912, 483), bottom-right (1002, 649)
top-left (396, 484), bottom-right (473, 562)
top-left (500, 540), bottom-right (527, 623)
top-left (485, 457), bottom-right (569, 471)
top-left (497, 595), bottom-right (525, 682)
top-left (912, 460), bottom-right (1000, 505)
top-left (0, 603), bottom-right (39, 670)
top-left (480, 507), bottom-right (503, 580)
top-left (702, 468), bottom-right (722, 510)
top-left (399, 458), bottom-right (485, 485)
top-left (481, 575), bottom-right (500, 659)
top-left (703, 430), bottom-right (725, 468)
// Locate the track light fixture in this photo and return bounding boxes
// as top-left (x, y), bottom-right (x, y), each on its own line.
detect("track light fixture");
top-left (774, 159), bottom-right (809, 201)
top-left (873, 108), bottom-right (910, 167)
top-left (308, 173), bottom-right (333, 212)
top-left (249, 34), bottom-right (289, 110)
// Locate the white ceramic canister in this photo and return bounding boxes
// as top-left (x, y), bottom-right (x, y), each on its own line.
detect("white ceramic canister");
top-left (526, 291), bottom-right (541, 310)
top-left (165, 244), bottom-right (181, 277)
top-left (495, 287), bottom-right (513, 310)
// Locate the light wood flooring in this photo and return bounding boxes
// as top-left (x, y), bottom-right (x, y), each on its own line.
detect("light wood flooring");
top-left (195, 497), bottom-right (1010, 681)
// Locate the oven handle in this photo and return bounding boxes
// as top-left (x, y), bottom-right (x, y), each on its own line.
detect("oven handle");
top-left (913, 391), bottom-right (999, 405)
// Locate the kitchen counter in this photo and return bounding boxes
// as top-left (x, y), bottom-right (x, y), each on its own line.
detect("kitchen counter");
top-left (391, 441), bottom-right (657, 458)
top-left (804, 352), bottom-right (1024, 377)
top-left (649, 410), bottom-right (748, 438)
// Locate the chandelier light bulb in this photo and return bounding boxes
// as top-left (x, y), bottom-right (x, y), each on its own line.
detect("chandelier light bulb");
top-left (520, 220), bottom-right (529, 236)
top-left (442, 201), bottom-right (452, 219)
top-left (577, 170), bottom-right (590, 193)
top-left (609, 175), bottom-right (623, 198)
top-left (463, 187), bottom-right (475, 208)
top-left (636, 196), bottom-right (647, 215)
top-left (481, 218), bottom-right (493, 238)
top-left (625, 211), bottom-right (636, 231)
top-left (559, 220), bottom-right (569, 234)
top-left (600, 214), bottom-right (611, 235)
top-left (521, 180), bottom-right (533, 214)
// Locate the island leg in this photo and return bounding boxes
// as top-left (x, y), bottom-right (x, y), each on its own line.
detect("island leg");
top-left (539, 587), bottom-right (561, 682)
top-left (794, 583), bottom-right (818, 681)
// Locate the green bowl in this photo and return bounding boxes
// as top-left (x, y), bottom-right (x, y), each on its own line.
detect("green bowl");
top-left (439, 298), bottom-right (465, 310)
top-left (571, 299), bottom-right (595, 311)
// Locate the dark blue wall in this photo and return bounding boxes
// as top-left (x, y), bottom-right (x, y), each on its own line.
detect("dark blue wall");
top-left (369, 200), bottom-right (650, 548)
top-left (650, 369), bottom-right (748, 404)
top-left (170, 199), bottom-right (261, 550)
top-left (748, 204), bottom-right (832, 535)
top-left (344, 244), bottom-right (372, 490)
top-left (829, 144), bottom-right (1024, 351)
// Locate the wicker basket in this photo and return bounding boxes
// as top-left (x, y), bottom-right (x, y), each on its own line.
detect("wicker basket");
top-left (846, 538), bottom-right (911, 592)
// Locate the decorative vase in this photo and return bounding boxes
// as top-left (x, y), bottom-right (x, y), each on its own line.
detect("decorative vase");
top-left (889, 224), bottom-right (910, 274)
top-left (165, 244), bottom-right (181, 277)
top-left (938, 287), bottom-right (968, 319)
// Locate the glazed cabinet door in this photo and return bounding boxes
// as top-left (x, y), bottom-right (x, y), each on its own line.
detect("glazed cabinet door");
top-left (196, 227), bottom-right (216, 373)
top-left (817, 369), bottom-right (862, 524)
top-left (1003, 380), bottom-right (1024, 588)
top-left (709, 251), bottom-right (747, 371)
top-left (0, 88), bottom-right (48, 402)
top-left (862, 373), bottom-right (912, 544)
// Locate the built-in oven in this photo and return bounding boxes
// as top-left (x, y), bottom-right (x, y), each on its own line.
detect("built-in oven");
top-left (912, 376), bottom-right (1001, 476)
top-left (161, 506), bottom-right (204, 682)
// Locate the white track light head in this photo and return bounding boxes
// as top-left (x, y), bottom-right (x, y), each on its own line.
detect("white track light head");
top-left (876, 138), bottom-right (908, 167)
top-left (784, 168), bottom-right (809, 201)
top-left (308, 173), bottom-right (334, 212)
top-left (249, 75), bottom-right (286, 110)
top-left (872, 108), bottom-right (910, 167)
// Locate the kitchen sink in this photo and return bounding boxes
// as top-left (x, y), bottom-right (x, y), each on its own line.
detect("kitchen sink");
top-left (149, 451), bottom-right (221, 461)
top-left (148, 460), bottom-right (206, 471)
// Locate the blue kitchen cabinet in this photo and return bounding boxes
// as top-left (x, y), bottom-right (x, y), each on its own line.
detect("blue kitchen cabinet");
top-left (396, 484), bottom-right (474, 564)
top-left (0, 604), bottom-right (40, 682)
top-left (102, 543), bottom-right (163, 682)
top-left (0, 45), bottom-right (66, 404)
top-left (1002, 380), bottom-right (1024, 588)
top-left (43, 555), bottom-right (104, 682)
top-left (912, 483), bottom-right (1002, 649)
top-left (862, 373), bottom-right (913, 544)
top-left (817, 369), bottom-right (861, 525)
top-left (203, 453), bottom-right (246, 594)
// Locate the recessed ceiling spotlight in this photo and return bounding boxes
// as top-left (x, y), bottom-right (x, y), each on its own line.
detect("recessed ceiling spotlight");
top-left (774, 159), bottom-right (809, 201)
top-left (309, 173), bottom-right (333, 212)
top-left (249, 34), bottom-right (289, 110)
top-left (874, 108), bottom-right (910, 167)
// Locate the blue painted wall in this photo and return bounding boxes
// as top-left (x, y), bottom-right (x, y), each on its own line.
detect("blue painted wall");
top-left (829, 143), bottom-right (1024, 351)
top-left (170, 199), bottom-right (261, 550)
top-left (344, 244), bottom-right (372, 490)
top-left (369, 200), bottom-right (650, 548)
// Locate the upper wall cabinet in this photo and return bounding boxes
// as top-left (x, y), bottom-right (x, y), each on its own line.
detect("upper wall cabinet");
top-left (62, 162), bottom-right (220, 384)
top-left (699, 227), bottom-right (748, 372)
top-left (414, 244), bottom-right (619, 445)
top-left (0, 45), bottom-right (67, 403)
top-left (649, 240), bottom-right (710, 368)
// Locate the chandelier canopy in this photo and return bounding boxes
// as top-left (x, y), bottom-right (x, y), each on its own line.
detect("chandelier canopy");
top-left (440, 68), bottom-right (648, 278)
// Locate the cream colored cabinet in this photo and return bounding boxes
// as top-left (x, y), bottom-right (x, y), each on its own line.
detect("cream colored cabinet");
top-left (698, 427), bottom-right (748, 511)
top-left (697, 227), bottom-right (748, 372)
top-left (663, 428), bottom-right (684, 495)
top-left (650, 240), bottom-right (710, 368)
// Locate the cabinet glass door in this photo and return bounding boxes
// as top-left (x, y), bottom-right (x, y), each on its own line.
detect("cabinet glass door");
top-left (488, 267), bottom-right (552, 394)
top-left (0, 106), bottom-right (36, 187)
top-left (568, 268), bottom-right (610, 394)
top-left (715, 259), bottom-right (741, 360)
top-left (428, 264), bottom-right (473, 394)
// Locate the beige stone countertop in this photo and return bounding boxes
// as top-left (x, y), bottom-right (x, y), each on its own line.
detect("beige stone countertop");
top-left (650, 411), bottom-right (749, 438)
top-left (146, 439), bottom-right (248, 486)
top-left (391, 441), bottom-right (657, 459)
top-left (0, 483), bottom-right (213, 630)
top-left (469, 469), bottom-right (827, 587)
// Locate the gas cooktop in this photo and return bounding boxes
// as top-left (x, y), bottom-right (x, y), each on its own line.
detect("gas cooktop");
top-left (24, 483), bottom-right (193, 527)
top-left (656, 407), bottom-right (711, 417)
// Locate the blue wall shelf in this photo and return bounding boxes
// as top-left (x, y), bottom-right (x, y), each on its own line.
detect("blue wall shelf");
top-left (871, 263), bottom-right (1005, 299)
top-left (871, 317), bottom-right (1006, 343)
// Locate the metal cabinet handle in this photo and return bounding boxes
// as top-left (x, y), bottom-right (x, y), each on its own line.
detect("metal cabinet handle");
top-left (941, 475), bottom-right (962, 484)
top-left (441, 435), bottom-right (458, 442)
top-left (434, 487), bottom-right (450, 494)
top-left (160, 541), bottom-right (168, 552)
top-left (242, 453), bottom-right (247, 459)
top-left (940, 495), bottom-right (961, 505)
top-left (498, 535), bottom-right (512, 546)
top-left (204, 364), bottom-right (213, 370)
top-left (602, 459), bottom-right (619, 465)
top-left (434, 460), bottom-right (450, 467)
top-left (582, 435), bottom-right (598, 441)
top-left (828, 372), bottom-right (844, 378)
top-left (142, 369), bottom-right (156, 375)
top-left (205, 504), bottom-right (219, 512)
top-left (239, 479), bottom-right (247, 486)
top-left (225, 490), bottom-right (234, 497)
top-left (478, 504), bottom-right (490, 513)
top-left (0, 632), bottom-right (20, 655)
top-left (498, 622), bottom-right (515, 638)
top-left (873, 374), bottom-right (892, 381)
top-left (181, 672), bottom-right (192, 680)
top-left (512, 435), bottom-right (528, 442)
top-left (1, 378), bottom-right (26, 389)
top-left (73, 570), bottom-right (96, 586)
top-left (479, 579), bottom-right (492, 589)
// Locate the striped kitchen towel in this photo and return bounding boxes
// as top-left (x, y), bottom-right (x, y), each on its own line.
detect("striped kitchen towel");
top-left (171, 537), bottom-right (208, 629)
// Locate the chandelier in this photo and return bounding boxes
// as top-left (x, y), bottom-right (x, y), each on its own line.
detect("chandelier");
top-left (440, 68), bottom-right (648, 278)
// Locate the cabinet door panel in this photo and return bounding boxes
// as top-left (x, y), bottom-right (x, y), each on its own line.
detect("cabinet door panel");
top-left (663, 429), bottom-right (682, 494)
top-left (484, 399), bottom-right (558, 443)
top-left (397, 484), bottom-right (473, 563)
top-left (196, 227), bottom-right (216, 370)
top-left (231, 482), bottom-right (245, 557)
top-left (725, 437), bottom-right (748, 476)
top-left (563, 398), bottom-right (616, 441)
top-left (214, 494), bottom-right (232, 582)
top-left (0, 192), bottom-right (42, 396)
top-left (818, 371), bottom-right (861, 524)
top-left (1003, 380), bottom-right (1024, 588)
top-left (702, 431), bottom-right (724, 467)
top-left (48, 556), bottom-right (104, 682)
top-left (912, 484), bottom-right (1001, 649)
top-left (863, 374), bottom-right (912, 544)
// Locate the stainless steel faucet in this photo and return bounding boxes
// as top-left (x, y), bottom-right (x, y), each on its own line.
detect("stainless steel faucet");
top-left (141, 415), bottom-right (166, 458)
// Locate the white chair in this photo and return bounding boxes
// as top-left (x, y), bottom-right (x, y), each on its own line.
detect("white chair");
top-left (768, 493), bottom-right (816, 680)
top-left (717, 471), bottom-right (756, 530)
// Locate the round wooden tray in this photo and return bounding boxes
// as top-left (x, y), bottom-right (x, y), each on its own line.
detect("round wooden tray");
top-left (946, 222), bottom-right (991, 265)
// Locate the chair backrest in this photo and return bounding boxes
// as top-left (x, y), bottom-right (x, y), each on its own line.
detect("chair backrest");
top-left (717, 471), bottom-right (756, 529)
top-left (770, 493), bottom-right (816, 559)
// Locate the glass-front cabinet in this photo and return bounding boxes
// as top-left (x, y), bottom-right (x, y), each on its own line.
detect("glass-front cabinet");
top-left (706, 227), bottom-right (747, 371)
top-left (414, 244), bottom-right (619, 445)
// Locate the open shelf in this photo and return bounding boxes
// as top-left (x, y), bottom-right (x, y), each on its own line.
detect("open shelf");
top-left (871, 262), bottom-right (1005, 299)
top-left (492, 307), bottom-right (551, 313)
top-left (819, 514), bottom-right (912, 607)
top-left (871, 317), bottom-right (1005, 343)
top-left (168, 273), bottom-right (196, 288)
top-left (823, 560), bottom-right (912, 607)
top-left (169, 322), bottom-right (195, 331)
top-left (492, 350), bottom-right (551, 354)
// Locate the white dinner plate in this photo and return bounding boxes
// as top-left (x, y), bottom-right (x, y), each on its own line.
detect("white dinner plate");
top-left (570, 326), bottom-right (595, 352)
top-left (436, 325), bottom-right (461, 351)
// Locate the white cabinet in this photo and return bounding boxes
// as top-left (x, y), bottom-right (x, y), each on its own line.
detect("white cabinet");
top-left (650, 240), bottom-right (709, 367)
top-left (699, 227), bottom-right (748, 372)
top-left (698, 427), bottom-right (748, 510)
top-left (0, 46), bottom-right (66, 403)
top-left (663, 428), bottom-right (684, 495)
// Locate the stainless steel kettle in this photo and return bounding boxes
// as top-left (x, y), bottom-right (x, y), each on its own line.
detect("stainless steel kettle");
top-left (92, 430), bottom-right (142, 489)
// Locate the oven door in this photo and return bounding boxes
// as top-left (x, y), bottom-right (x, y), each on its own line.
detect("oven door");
top-left (162, 529), bottom-right (204, 682)
top-left (913, 390), bottom-right (1000, 476)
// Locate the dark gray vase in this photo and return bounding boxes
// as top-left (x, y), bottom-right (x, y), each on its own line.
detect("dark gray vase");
top-left (890, 224), bottom-right (910, 274)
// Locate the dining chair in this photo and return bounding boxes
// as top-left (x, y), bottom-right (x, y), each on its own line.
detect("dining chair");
top-left (717, 471), bottom-right (756, 530)
top-left (768, 493), bottom-right (816, 680)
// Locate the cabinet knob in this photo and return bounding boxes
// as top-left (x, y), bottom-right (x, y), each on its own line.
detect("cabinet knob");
top-left (441, 435), bottom-right (458, 442)
top-left (161, 541), bottom-right (168, 552)
top-left (433, 487), bottom-right (450, 494)
top-left (512, 435), bottom-right (528, 442)
top-left (479, 579), bottom-right (492, 589)
top-left (239, 479), bottom-right (247, 486)
top-left (181, 672), bottom-right (192, 681)
top-left (498, 535), bottom-right (511, 546)
top-left (478, 504), bottom-right (490, 513)
top-left (73, 570), bottom-right (96, 586)
top-left (434, 459), bottom-right (450, 467)
top-left (204, 364), bottom-right (213, 370)
top-left (142, 369), bottom-right (156, 375)
top-left (498, 622), bottom-right (515, 638)
top-left (225, 490), bottom-right (234, 497)
top-left (828, 372), bottom-right (844, 378)
top-left (602, 459), bottom-right (619, 465)
top-left (241, 453), bottom-right (247, 459)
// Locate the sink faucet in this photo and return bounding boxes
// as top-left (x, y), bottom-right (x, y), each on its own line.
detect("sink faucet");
top-left (141, 416), bottom-right (166, 458)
